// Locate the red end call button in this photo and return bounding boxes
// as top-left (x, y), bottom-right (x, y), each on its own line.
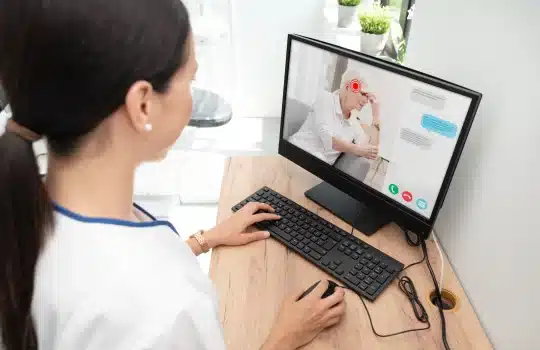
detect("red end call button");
top-left (402, 191), bottom-right (413, 202)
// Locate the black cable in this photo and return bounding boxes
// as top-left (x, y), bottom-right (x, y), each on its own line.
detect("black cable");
top-left (348, 215), bottom-right (430, 338)
top-left (399, 228), bottom-right (426, 273)
top-left (422, 239), bottom-right (451, 350)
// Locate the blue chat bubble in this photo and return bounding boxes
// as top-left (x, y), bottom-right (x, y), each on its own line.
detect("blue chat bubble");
top-left (421, 114), bottom-right (458, 138)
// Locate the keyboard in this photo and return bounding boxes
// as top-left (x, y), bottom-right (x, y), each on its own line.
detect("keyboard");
top-left (232, 186), bottom-right (404, 301)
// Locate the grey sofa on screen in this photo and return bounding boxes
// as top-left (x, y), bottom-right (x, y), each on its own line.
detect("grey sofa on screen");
top-left (284, 98), bottom-right (371, 182)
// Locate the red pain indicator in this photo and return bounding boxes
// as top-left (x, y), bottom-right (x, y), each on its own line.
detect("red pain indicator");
top-left (350, 79), bottom-right (361, 93)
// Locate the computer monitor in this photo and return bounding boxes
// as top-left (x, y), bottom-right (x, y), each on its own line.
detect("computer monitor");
top-left (279, 34), bottom-right (482, 239)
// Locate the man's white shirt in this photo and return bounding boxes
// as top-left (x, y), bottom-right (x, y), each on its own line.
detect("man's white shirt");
top-left (289, 91), bottom-right (368, 165)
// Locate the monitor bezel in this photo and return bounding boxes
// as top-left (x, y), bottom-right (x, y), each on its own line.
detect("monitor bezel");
top-left (278, 34), bottom-right (482, 238)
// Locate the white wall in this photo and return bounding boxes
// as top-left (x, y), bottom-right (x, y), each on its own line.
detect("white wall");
top-left (230, 0), bottom-right (326, 117)
top-left (406, 0), bottom-right (540, 349)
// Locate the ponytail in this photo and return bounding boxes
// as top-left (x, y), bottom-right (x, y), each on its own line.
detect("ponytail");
top-left (0, 131), bottom-right (53, 350)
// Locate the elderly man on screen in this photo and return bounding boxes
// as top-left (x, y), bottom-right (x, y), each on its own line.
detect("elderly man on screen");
top-left (289, 70), bottom-right (381, 165)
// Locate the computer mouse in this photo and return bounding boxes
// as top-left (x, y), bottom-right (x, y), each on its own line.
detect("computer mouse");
top-left (297, 280), bottom-right (338, 301)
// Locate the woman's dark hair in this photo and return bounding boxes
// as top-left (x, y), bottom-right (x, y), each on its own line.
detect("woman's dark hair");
top-left (0, 1), bottom-right (191, 349)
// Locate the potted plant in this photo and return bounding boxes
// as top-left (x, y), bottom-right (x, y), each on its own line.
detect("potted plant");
top-left (358, 2), bottom-right (391, 55)
top-left (338, 0), bottom-right (362, 28)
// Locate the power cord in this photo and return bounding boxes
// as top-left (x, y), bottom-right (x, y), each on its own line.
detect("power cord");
top-left (421, 238), bottom-right (451, 350)
top-left (347, 217), bottom-right (430, 338)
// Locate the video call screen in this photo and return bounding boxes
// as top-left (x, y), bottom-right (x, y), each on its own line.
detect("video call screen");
top-left (283, 40), bottom-right (473, 219)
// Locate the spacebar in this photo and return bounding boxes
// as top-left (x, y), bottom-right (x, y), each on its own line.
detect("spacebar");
top-left (269, 225), bottom-right (292, 241)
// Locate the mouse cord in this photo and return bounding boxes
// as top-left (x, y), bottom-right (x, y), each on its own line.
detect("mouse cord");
top-left (345, 218), bottom-right (430, 338)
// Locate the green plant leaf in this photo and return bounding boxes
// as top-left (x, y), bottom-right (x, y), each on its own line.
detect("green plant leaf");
top-left (358, 3), bottom-right (391, 34)
top-left (338, 0), bottom-right (362, 6)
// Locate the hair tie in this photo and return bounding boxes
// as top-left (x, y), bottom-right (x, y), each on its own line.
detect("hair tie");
top-left (6, 119), bottom-right (42, 142)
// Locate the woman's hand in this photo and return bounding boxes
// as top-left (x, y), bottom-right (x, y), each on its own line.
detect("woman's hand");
top-left (204, 202), bottom-right (280, 248)
top-left (356, 143), bottom-right (379, 160)
top-left (261, 281), bottom-right (347, 350)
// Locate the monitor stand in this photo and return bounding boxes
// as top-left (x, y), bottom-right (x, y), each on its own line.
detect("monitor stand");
top-left (305, 182), bottom-right (391, 236)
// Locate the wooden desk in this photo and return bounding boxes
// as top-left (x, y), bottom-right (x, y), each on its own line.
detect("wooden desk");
top-left (209, 156), bottom-right (492, 350)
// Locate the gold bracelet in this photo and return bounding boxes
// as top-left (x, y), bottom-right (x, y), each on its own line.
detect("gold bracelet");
top-left (190, 230), bottom-right (209, 253)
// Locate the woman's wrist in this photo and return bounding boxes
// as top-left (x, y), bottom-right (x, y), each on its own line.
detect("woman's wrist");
top-left (202, 227), bottom-right (222, 249)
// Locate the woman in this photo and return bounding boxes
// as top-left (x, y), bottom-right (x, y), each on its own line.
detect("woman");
top-left (0, 1), bottom-right (346, 350)
top-left (288, 69), bottom-right (381, 166)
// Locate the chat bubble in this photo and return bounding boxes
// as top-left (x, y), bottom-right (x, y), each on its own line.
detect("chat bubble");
top-left (411, 88), bottom-right (446, 110)
top-left (400, 128), bottom-right (433, 149)
top-left (421, 114), bottom-right (458, 138)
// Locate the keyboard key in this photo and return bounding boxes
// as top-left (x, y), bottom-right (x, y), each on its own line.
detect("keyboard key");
top-left (387, 266), bottom-right (397, 274)
top-left (350, 244), bottom-right (358, 250)
top-left (311, 222), bottom-right (317, 228)
top-left (351, 253), bottom-right (359, 260)
top-left (350, 270), bottom-right (357, 276)
top-left (357, 273), bottom-right (366, 280)
top-left (377, 272), bottom-right (390, 283)
top-left (330, 232), bottom-right (342, 242)
top-left (362, 267), bottom-right (371, 275)
top-left (369, 272), bottom-right (378, 279)
top-left (375, 267), bottom-right (383, 274)
top-left (309, 251), bottom-right (322, 260)
top-left (257, 190), bottom-right (264, 195)
top-left (292, 218), bottom-right (298, 223)
top-left (364, 277), bottom-right (373, 285)
top-left (317, 224), bottom-right (323, 230)
top-left (371, 282), bottom-right (381, 290)
top-left (343, 241), bottom-right (350, 247)
top-left (345, 249), bottom-right (352, 255)
top-left (336, 268), bottom-right (344, 275)
top-left (334, 259), bottom-right (342, 265)
top-left (291, 239), bottom-right (299, 246)
top-left (313, 231), bottom-right (321, 237)
top-left (345, 274), bottom-right (360, 286)
top-left (367, 286), bottom-right (377, 295)
top-left (263, 187), bottom-right (269, 191)
top-left (324, 240), bottom-right (337, 250)
top-left (285, 227), bottom-right (292, 233)
top-left (308, 243), bottom-right (327, 256)
top-left (302, 238), bottom-right (310, 245)
top-left (338, 245), bottom-right (345, 252)
top-left (317, 239), bottom-right (325, 246)
top-left (339, 230), bottom-right (348, 237)
top-left (305, 233), bottom-right (312, 239)
top-left (322, 259), bottom-right (330, 266)
top-left (373, 257), bottom-right (381, 265)
top-left (279, 224), bottom-right (287, 230)
top-left (361, 258), bottom-right (369, 265)
top-left (356, 248), bottom-right (364, 255)
top-left (365, 254), bottom-right (373, 260)
top-left (321, 234), bottom-right (328, 240)
top-left (368, 262), bottom-right (376, 269)
top-left (274, 227), bottom-right (292, 241)
top-left (303, 247), bottom-right (311, 254)
top-left (297, 243), bottom-right (305, 250)
top-left (359, 282), bottom-right (368, 290)
top-left (355, 264), bottom-right (363, 270)
top-left (329, 263), bottom-right (337, 270)
top-left (310, 236), bottom-right (318, 242)
top-left (362, 243), bottom-right (369, 249)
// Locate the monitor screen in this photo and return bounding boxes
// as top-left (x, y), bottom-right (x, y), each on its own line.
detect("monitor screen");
top-left (282, 39), bottom-right (475, 220)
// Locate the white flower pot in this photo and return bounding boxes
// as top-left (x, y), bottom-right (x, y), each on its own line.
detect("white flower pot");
top-left (338, 5), bottom-right (358, 28)
top-left (360, 32), bottom-right (388, 55)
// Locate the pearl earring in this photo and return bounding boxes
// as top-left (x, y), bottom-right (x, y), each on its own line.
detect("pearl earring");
top-left (144, 123), bottom-right (153, 132)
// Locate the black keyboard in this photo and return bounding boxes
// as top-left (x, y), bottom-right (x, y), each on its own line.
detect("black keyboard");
top-left (232, 186), bottom-right (404, 301)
